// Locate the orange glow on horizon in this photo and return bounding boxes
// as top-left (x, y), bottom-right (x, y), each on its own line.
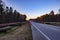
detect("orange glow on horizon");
top-left (26, 16), bottom-right (37, 20)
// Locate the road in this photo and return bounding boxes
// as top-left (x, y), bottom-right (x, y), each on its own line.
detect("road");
top-left (30, 21), bottom-right (60, 40)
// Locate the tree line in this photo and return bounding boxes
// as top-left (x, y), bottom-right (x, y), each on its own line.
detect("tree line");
top-left (0, 0), bottom-right (27, 24)
top-left (30, 10), bottom-right (60, 23)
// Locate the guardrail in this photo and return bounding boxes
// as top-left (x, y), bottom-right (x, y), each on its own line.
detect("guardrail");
top-left (0, 22), bottom-right (20, 32)
top-left (0, 22), bottom-right (20, 27)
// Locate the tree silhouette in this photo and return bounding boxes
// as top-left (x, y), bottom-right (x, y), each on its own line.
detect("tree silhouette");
top-left (0, 0), bottom-right (4, 23)
top-left (49, 10), bottom-right (54, 15)
top-left (0, 0), bottom-right (27, 24)
top-left (0, 0), bottom-right (4, 15)
top-left (31, 10), bottom-right (60, 23)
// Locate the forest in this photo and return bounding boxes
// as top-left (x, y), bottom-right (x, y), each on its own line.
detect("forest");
top-left (0, 0), bottom-right (27, 24)
top-left (30, 10), bottom-right (60, 23)
top-left (0, 0), bottom-right (60, 24)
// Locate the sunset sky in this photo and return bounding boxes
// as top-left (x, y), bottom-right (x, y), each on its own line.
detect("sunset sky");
top-left (3, 0), bottom-right (60, 20)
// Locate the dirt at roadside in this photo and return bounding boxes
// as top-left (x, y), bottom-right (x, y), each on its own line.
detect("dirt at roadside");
top-left (0, 22), bottom-right (32, 40)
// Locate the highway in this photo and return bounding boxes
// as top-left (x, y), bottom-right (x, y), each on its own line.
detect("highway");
top-left (30, 21), bottom-right (60, 40)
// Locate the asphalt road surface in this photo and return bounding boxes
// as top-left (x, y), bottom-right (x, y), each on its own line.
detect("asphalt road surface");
top-left (30, 21), bottom-right (60, 40)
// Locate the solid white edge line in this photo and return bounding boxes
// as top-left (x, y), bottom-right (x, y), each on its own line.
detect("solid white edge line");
top-left (31, 23), bottom-right (51, 40)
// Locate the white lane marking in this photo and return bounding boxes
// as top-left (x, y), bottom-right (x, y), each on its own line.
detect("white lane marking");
top-left (32, 21), bottom-right (60, 32)
top-left (31, 23), bottom-right (51, 40)
top-left (38, 23), bottom-right (60, 32)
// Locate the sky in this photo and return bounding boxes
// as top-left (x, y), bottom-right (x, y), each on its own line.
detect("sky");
top-left (2, 0), bottom-right (60, 20)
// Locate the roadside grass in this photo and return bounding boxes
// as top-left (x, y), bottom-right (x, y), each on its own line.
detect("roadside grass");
top-left (19, 22), bottom-right (32, 40)
top-left (0, 22), bottom-right (25, 37)
top-left (0, 22), bottom-right (33, 40)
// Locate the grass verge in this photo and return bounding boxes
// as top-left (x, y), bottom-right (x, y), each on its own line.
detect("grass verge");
top-left (0, 22), bottom-right (33, 40)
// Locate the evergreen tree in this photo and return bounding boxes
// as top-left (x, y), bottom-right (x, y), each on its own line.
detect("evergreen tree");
top-left (0, 0), bottom-right (4, 15)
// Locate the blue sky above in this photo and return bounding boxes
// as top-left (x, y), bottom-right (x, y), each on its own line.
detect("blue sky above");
top-left (3, 0), bottom-right (60, 20)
